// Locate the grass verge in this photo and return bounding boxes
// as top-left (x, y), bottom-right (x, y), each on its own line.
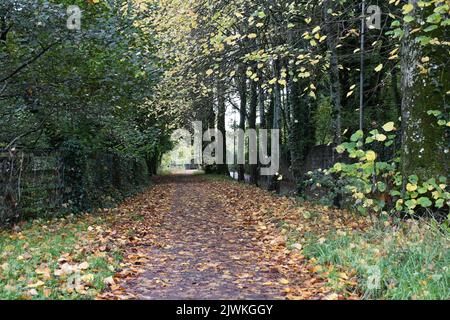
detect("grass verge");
top-left (299, 220), bottom-right (450, 300)
top-left (0, 213), bottom-right (123, 300)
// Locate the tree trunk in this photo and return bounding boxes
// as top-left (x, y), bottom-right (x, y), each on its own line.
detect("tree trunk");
top-left (268, 58), bottom-right (282, 192)
top-left (203, 94), bottom-right (216, 174)
top-left (288, 79), bottom-right (304, 182)
top-left (324, 0), bottom-right (342, 145)
top-left (249, 78), bottom-right (258, 185)
top-left (237, 65), bottom-right (247, 182)
top-left (400, 2), bottom-right (448, 181)
top-left (391, 67), bottom-right (402, 119)
top-left (257, 77), bottom-right (266, 129)
top-left (216, 79), bottom-right (229, 175)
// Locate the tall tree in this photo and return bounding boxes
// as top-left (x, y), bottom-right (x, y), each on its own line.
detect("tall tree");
top-left (216, 78), bottom-right (229, 175)
top-left (400, 1), bottom-right (449, 181)
top-left (236, 64), bottom-right (247, 182)
top-left (249, 77), bottom-right (258, 185)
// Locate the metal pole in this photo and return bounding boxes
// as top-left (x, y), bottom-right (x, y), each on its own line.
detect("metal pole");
top-left (360, 0), bottom-right (365, 133)
top-left (233, 113), bottom-right (237, 178)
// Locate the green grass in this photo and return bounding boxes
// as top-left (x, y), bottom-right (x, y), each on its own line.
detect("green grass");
top-left (301, 220), bottom-right (450, 300)
top-left (0, 214), bottom-right (122, 300)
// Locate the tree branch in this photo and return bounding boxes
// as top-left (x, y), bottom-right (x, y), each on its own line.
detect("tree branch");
top-left (0, 42), bottom-right (58, 84)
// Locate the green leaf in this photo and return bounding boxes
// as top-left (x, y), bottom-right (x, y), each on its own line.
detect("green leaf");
top-left (350, 130), bottom-right (364, 142)
top-left (390, 190), bottom-right (401, 197)
top-left (405, 199), bottom-right (417, 209)
top-left (424, 25), bottom-right (438, 32)
top-left (377, 182), bottom-right (387, 193)
top-left (418, 187), bottom-right (428, 194)
top-left (403, 15), bottom-right (415, 23)
top-left (408, 175), bottom-right (419, 184)
top-left (436, 199), bottom-right (445, 209)
top-left (336, 145), bottom-right (345, 154)
top-left (417, 197), bottom-right (432, 208)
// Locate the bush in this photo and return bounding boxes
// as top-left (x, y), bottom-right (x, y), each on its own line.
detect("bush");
top-left (305, 123), bottom-right (449, 220)
top-left (61, 141), bottom-right (150, 214)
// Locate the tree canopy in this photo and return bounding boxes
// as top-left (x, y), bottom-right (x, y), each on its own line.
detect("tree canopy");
top-left (1, 0), bottom-right (448, 217)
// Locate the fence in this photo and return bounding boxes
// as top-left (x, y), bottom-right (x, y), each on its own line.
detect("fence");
top-left (301, 145), bottom-right (342, 174)
top-left (0, 149), bottom-right (149, 226)
top-left (0, 150), bottom-right (63, 224)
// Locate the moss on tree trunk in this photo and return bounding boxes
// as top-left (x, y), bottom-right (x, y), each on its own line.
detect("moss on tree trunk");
top-left (400, 3), bottom-right (449, 180)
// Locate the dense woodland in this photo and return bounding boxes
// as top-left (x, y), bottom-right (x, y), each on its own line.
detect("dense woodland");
top-left (0, 0), bottom-right (449, 301)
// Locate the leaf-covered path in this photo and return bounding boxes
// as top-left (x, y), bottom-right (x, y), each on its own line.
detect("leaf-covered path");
top-left (101, 174), bottom-right (335, 300)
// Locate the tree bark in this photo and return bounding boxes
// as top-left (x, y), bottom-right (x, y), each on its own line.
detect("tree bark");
top-left (391, 67), bottom-right (402, 119)
top-left (400, 2), bottom-right (449, 181)
top-left (257, 75), bottom-right (266, 129)
top-left (216, 79), bottom-right (229, 175)
top-left (268, 58), bottom-right (282, 192)
top-left (324, 0), bottom-right (342, 145)
top-left (237, 65), bottom-right (247, 182)
top-left (249, 78), bottom-right (258, 185)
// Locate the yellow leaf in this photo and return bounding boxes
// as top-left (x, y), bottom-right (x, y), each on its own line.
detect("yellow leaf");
top-left (81, 274), bottom-right (94, 283)
top-left (389, 48), bottom-right (399, 56)
top-left (366, 151), bottom-right (377, 162)
top-left (298, 72), bottom-right (311, 78)
top-left (402, 3), bottom-right (414, 15)
top-left (312, 26), bottom-right (321, 34)
top-left (279, 278), bottom-right (290, 285)
top-left (338, 272), bottom-right (349, 280)
top-left (28, 280), bottom-right (45, 288)
top-left (382, 122), bottom-right (396, 132)
top-left (374, 64), bottom-right (383, 72)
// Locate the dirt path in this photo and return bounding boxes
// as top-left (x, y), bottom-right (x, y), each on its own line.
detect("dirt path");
top-left (105, 175), bottom-right (332, 300)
